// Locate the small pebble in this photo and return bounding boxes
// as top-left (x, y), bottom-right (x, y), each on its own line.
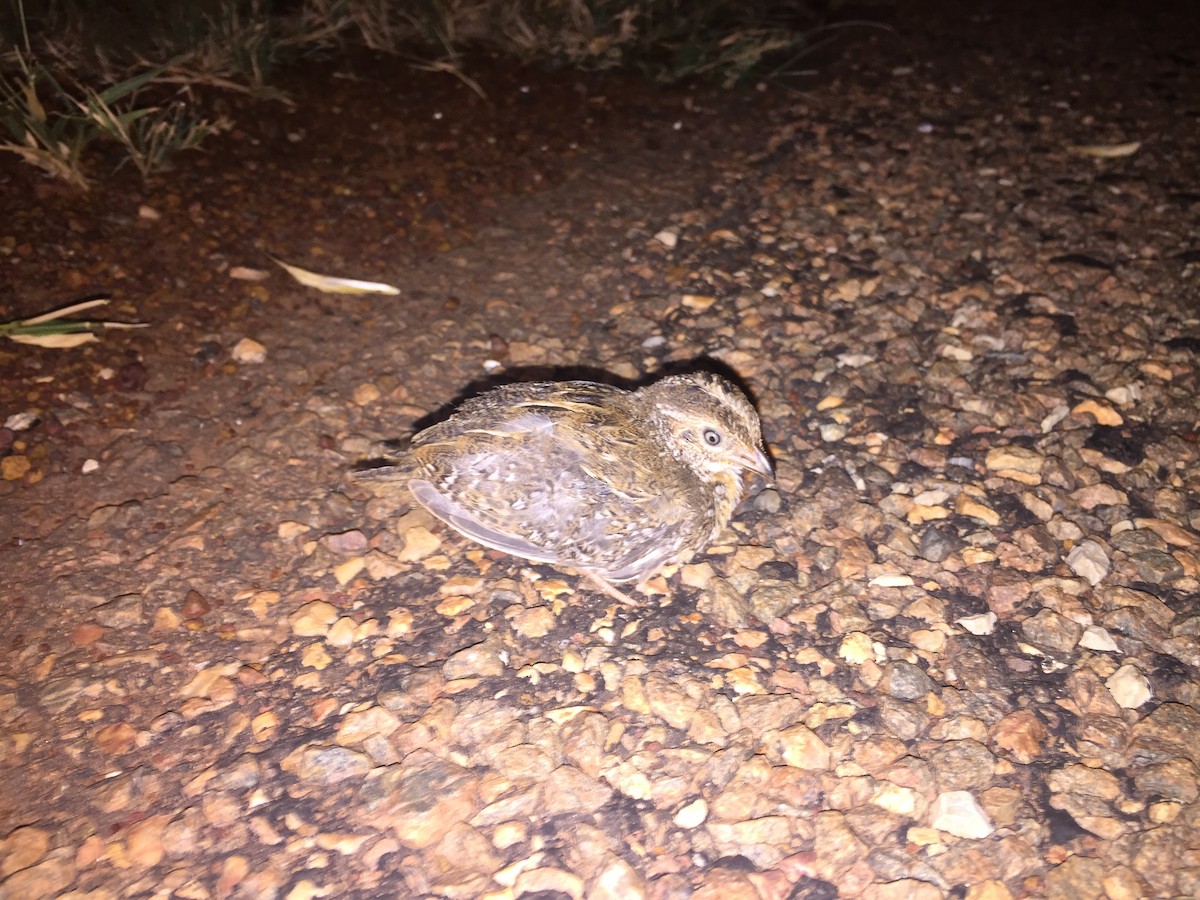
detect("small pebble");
top-left (930, 791), bottom-right (994, 839)
top-left (1067, 541), bottom-right (1110, 586)
top-left (1106, 664), bottom-right (1151, 708)
top-left (231, 337), bottom-right (267, 364)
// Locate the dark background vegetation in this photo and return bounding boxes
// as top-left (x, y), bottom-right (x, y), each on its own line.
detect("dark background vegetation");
top-left (0, 0), bottom-right (888, 195)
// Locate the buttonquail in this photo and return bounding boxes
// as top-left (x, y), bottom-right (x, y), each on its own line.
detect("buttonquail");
top-left (354, 371), bottom-right (772, 602)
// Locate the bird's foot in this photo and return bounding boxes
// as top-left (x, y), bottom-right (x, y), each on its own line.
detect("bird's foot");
top-left (578, 570), bottom-right (641, 607)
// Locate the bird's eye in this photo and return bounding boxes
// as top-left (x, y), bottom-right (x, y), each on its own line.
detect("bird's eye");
top-left (703, 428), bottom-right (722, 447)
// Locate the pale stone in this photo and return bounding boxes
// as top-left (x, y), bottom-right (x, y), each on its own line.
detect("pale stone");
top-left (1, 455), bottom-right (30, 480)
top-left (352, 382), bottom-right (381, 405)
top-left (179, 664), bottom-right (240, 699)
top-left (301, 644), bottom-right (332, 670)
top-left (872, 783), bottom-right (918, 817)
top-left (278, 521), bottom-right (311, 539)
top-left (336, 706), bottom-right (401, 745)
top-left (930, 791), bottom-right (994, 839)
top-left (492, 821), bottom-right (527, 849)
top-left (681, 294), bottom-right (716, 311)
top-left (820, 423), bottom-right (847, 442)
top-left (674, 798), bottom-right (708, 828)
top-left (326, 616), bottom-right (358, 648)
top-left (839, 632), bottom-right (879, 665)
top-left (1072, 483), bottom-right (1128, 509)
top-left (289, 600), bottom-right (338, 636)
top-left (956, 494), bottom-right (1000, 526)
top-left (1148, 802), bottom-right (1181, 824)
top-left (1079, 625), bottom-right (1119, 652)
top-left (913, 488), bottom-right (950, 506)
top-left (869, 574), bottom-right (914, 587)
top-left (941, 344), bottom-right (973, 361)
top-left (962, 547), bottom-right (996, 564)
top-left (588, 855), bottom-right (647, 900)
top-left (1021, 608), bottom-right (1084, 653)
top-left (1133, 518), bottom-right (1197, 548)
top-left (838, 351), bottom-right (876, 367)
top-left (985, 446), bottom-right (1044, 475)
top-left (443, 640), bottom-right (506, 679)
top-left (511, 607), bottom-right (555, 639)
top-left (333, 557), bottom-right (365, 585)
top-left (1072, 398), bottom-right (1123, 425)
top-left (771, 724), bottom-right (831, 770)
top-left (957, 612), bottom-right (997, 635)
top-left (1105, 385), bottom-right (1141, 406)
top-left (231, 337), bottom-right (267, 364)
top-left (1066, 540), bottom-right (1110, 586)
top-left (396, 526), bottom-right (441, 561)
top-left (910, 629), bottom-right (945, 652)
top-left (908, 504), bottom-right (951, 525)
top-left (1019, 491), bottom-right (1054, 521)
top-left (831, 279), bottom-right (864, 302)
top-left (1041, 404), bottom-right (1070, 432)
top-left (1047, 764), bottom-right (1121, 800)
top-left (1107, 664), bottom-right (1152, 708)
top-left (1139, 361), bottom-right (1173, 380)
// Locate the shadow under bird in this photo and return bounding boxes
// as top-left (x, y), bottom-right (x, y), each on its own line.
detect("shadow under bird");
top-left (354, 371), bottom-right (773, 603)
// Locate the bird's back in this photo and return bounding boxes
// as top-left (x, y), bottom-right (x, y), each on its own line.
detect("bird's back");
top-left (405, 381), bottom-right (713, 581)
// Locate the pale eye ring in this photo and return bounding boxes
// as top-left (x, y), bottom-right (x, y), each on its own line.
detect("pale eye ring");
top-left (703, 428), bottom-right (723, 447)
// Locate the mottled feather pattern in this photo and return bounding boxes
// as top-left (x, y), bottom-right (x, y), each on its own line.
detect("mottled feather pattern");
top-left (354, 371), bottom-right (772, 596)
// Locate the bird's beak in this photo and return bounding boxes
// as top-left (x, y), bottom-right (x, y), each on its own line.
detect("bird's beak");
top-left (741, 446), bottom-right (774, 480)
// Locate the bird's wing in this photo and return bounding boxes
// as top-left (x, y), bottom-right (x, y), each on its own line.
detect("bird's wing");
top-left (410, 478), bottom-right (563, 564)
top-left (504, 391), bottom-right (671, 503)
top-left (411, 399), bottom-right (697, 579)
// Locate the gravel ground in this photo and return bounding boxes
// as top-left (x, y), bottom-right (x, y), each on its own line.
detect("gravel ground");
top-left (2, 1), bottom-right (1199, 897)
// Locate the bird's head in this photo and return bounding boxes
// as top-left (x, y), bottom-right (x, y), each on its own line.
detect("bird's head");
top-left (640, 372), bottom-right (773, 484)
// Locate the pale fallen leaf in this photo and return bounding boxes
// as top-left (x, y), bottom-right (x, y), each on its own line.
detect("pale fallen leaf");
top-left (8, 332), bottom-right (98, 347)
top-left (20, 297), bottom-right (111, 324)
top-left (1067, 141), bottom-right (1141, 159)
top-left (4, 412), bottom-right (38, 431)
top-left (269, 255), bottom-right (400, 295)
top-left (2, 297), bottom-right (148, 348)
top-left (869, 573), bottom-right (915, 587)
top-left (229, 266), bottom-right (270, 281)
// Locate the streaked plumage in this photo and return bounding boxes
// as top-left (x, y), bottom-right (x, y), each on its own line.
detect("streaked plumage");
top-left (354, 371), bottom-right (772, 601)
